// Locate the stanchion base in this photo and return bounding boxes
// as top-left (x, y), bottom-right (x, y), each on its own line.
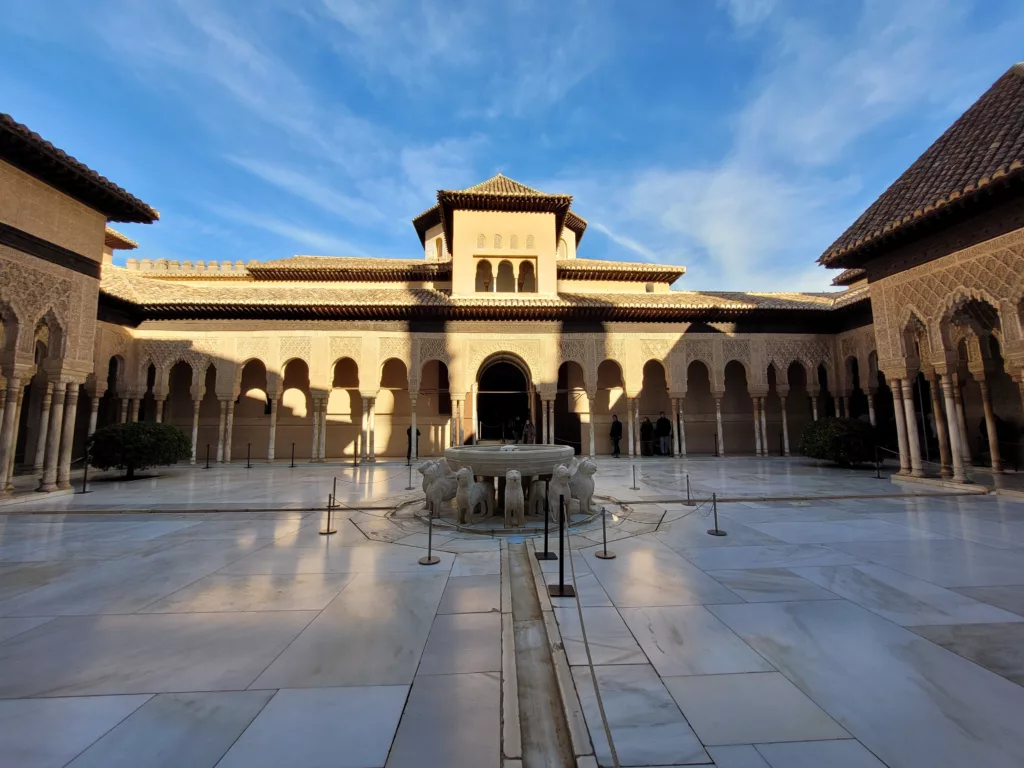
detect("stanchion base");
top-left (707, 529), bottom-right (728, 537)
top-left (595, 551), bottom-right (617, 559)
top-left (319, 528), bottom-right (337, 535)
top-left (548, 585), bottom-right (577, 598)
top-left (534, 551), bottom-right (558, 561)
top-left (419, 555), bottom-right (441, 566)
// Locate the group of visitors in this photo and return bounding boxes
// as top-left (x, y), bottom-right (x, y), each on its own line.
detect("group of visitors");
top-left (609, 411), bottom-right (674, 458)
top-left (501, 416), bottom-right (536, 445)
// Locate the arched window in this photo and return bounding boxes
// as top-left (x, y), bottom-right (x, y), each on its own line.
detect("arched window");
top-left (557, 238), bottom-right (567, 259)
top-left (496, 261), bottom-right (515, 292)
top-left (493, 234), bottom-right (502, 249)
top-left (434, 236), bottom-right (444, 260)
top-left (509, 234), bottom-right (519, 249)
top-left (518, 261), bottom-right (536, 293)
top-left (475, 260), bottom-right (493, 292)
top-left (476, 233), bottom-right (485, 248)
top-left (525, 234), bottom-right (535, 249)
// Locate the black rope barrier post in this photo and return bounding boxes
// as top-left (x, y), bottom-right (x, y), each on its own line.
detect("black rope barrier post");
top-left (686, 475), bottom-right (691, 505)
top-left (631, 464), bottom-right (638, 491)
top-left (405, 463), bottom-right (415, 490)
top-left (595, 505), bottom-right (616, 560)
top-left (320, 493), bottom-right (337, 535)
top-left (548, 496), bottom-right (576, 597)
top-left (536, 494), bottom-right (557, 561)
top-left (332, 476), bottom-right (338, 511)
top-left (290, 442), bottom-right (295, 468)
top-left (419, 500), bottom-right (440, 565)
top-left (80, 445), bottom-right (91, 494)
top-left (707, 492), bottom-right (727, 536)
top-left (204, 444), bottom-right (210, 469)
top-left (246, 443), bottom-right (252, 469)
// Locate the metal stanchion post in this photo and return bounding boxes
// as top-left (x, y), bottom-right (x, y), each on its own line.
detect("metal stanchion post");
top-left (405, 463), bottom-right (415, 490)
top-left (290, 442), bottom-right (295, 468)
top-left (419, 507), bottom-right (440, 565)
top-left (631, 464), bottom-right (638, 490)
top-left (707, 492), bottom-right (727, 536)
top-left (332, 476), bottom-right (337, 509)
top-left (205, 444), bottom-right (210, 469)
top-left (80, 446), bottom-right (91, 494)
top-left (686, 475), bottom-right (691, 504)
top-left (595, 506), bottom-right (615, 559)
top-left (320, 493), bottom-right (337, 535)
top-left (548, 496), bottom-right (575, 597)
top-left (246, 443), bottom-right (252, 469)
top-left (535, 493), bottom-right (557, 560)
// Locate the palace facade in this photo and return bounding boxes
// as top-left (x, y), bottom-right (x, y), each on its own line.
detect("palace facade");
top-left (2, 63), bottom-right (1023, 497)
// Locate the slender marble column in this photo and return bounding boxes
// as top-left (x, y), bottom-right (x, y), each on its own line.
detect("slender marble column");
top-left (224, 400), bottom-right (235, 464)
top-left (928, 379), bottom-right (951, 477)
top-left (953, 377), bottom-right (971, 465)
top-left (367, 397), bottom-right (377, 461)
top-left (457, 398), bottom-right (465, 446)
top-left (753, 398), bottom-right (762, 456)
top-left (760, 397), bottom-right (768, 456)
top-left (633, 398), bottom-right (640, 454)
top-left (88, 396), bottom-right (101, 435)
top-left (190, 399), bottom-right (201, 465)
top-left (216, 400), bottom-right (227, 463)
top-left (978, 380), bottom-right (1001, 472)
top-left (130, 398), bottom-right (140, 423)
top-left (780, 396), bottom-right (790, 456)
top-left (588, 402), bottom-right (596, 456)
top-left (810, 395), bottom-right (819, 421)
top-left (410, 399), bottom-right (418, 461)
top-left (56, 384), bottom-right (79, 490)
top-left (32, 382), bottom-right (54, 472)
top-left (318, 397), bottom-right (328, 460)
top-left (867, 393), bottom-right (876, 426)
top-left (38, 385), bottom-right (66, 492)
top-left (715, 397), bottom-right (725, 457)
top-left (677, 399), bottom-right (686, 457)
top-left (267, 396), bottom-right (278, 462)
top-left (5, 387), bottom-right (25, 491)
top-left (312, 398), bottom-right (322, 462)
top-left (154, 398), bottom-right (165, 424)
top-left (626, 399), bottom-right (635, 457)
top-left (550, 400), bottom-right (556, 445)
top-left (542, 398), bottom-right (549, 446)
top-left (941, 374), bottom-right (967, 483)
top-left (119, 398), bottom-right (129, 424)
top-left (0, 380), bottom-right (23, 496)
top-left (901, 379), bottom-right (924, 477)
top-left (362, 397), bottom-right (370, 458)
top-left (891, 379), bottom-right (910, 474)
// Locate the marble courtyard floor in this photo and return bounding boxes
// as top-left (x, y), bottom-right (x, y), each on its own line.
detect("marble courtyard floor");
top-left (1, 457), bottom-right (1023, 767)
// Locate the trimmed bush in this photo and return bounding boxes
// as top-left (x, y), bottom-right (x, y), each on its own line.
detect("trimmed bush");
top-left (88, 422), bottom-right (192, 479)
top-left (799, 417), bottom-right (877, 466)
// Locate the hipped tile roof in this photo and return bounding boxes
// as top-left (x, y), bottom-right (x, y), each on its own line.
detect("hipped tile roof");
top-left (819, 63), bottom-right (1024, 267)
top-left (1, 113), bottom-right (159, 223)
top-left (830, 267), bottom-right (865, 287)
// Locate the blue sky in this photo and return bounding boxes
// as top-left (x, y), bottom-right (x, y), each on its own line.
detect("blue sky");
top-left (2, 0), bottom-right (1023, 290)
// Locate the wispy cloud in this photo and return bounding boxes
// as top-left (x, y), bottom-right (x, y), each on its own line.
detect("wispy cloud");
top-left (209, 204), bottom-right (367, 255)
top-left (590, 223), bottom-right (659, 263)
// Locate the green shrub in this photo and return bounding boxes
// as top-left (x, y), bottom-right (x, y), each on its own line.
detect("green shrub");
top-left (88, 422), bottom-right (192, 479)
top-left (799, 417), bottom-right (877, 466)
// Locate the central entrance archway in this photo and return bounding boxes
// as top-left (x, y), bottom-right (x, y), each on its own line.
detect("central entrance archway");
top-left (476, 354), bottom-right (532, 442)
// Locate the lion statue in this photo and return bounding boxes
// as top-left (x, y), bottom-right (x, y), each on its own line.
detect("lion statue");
top-left (456, 467), bottom-right (494, 524)
top-left (568, 458), bottom-right (598, 514)
top-left (547, 464), bottom-right (573, 524)
top-left (504, 469), bottom-right (525, 528)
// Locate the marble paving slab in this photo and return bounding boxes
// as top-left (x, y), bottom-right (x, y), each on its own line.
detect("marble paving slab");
top-left (792, 564), bottom-right (1024, 626)
top-left (216, 686), bottom-right (408, 768)
top-left (67, 690), bottom-right (275, 768)
top-left (0, 694), bottom-right (152, 768)
top-left (553, 606), bottom-right (648, 666)
top-left (571, 664), bottom-right (709, 767)
top-left (705, 568), bottom-right (840, 603)
top-left (386, 671), bottom-right (500, 768)
top-left (218, 542), bottom-right (454, 575)
top-left (620, 605), bottom-right (774, 677)
top-left (754, 739), bottom-right (886, 767)
top-left (908, 622), bottom-right (1024, 685)
top-left (706, 745), bottom-right (770, 768)
top-left (0, 616), bottom-right (52, 643)
top-left (951, 585), bottom-right (1024, 616)
top-left (663, 672), bottom-right (849, 745)
top-left (710, 599), bottom-right (1024, 768)
top-left (831, 539), bottom-right (1024, 587)
top-left (138, 572), bottom-right (356, 613)
top-left (679, 543), bottom-right (864, 572)
top-left (417, 612), bottom-right (501, 675)
top-left (542, 571), bottom-right (614, 606)
top-left (251, 571), bottom-right (448, 688)
top-left (437, 574), bottom-right (501, 614)
top-left (655, 516), bottom-right (785, 550)
top-left (449, 551), bottom-right (502, 577)
top-left (746, 518), bottom-right (947, 544)
top-left (0, 611), bottom-right (318, 698)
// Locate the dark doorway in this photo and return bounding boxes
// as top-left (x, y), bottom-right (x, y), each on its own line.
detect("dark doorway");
top-left (477, 361), bottom-right (529, 442)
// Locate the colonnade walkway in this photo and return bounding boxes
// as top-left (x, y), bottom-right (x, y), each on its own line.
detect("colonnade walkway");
top-left (1, 458), bottom-right (1023, 767)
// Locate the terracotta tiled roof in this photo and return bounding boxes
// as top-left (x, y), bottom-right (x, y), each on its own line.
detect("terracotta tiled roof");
top-left (104, 226), bottom-right (138, 250)
top-left (459, 173), bottom-right (547, 196)
top-left (563, 210), bottom-right (588, 244)
top-left (556, 258), bottom-right (684, 283)
top-left (1, 113), bottom-right (159, 224)
top-left (101, 266), bottom-right (866, 321)
top-left (819, 64), bottom-right (1024, 267)
top-left (830, 267), bottom-right (865, 287)
top-left (247, 256), bottom-right (451, 282)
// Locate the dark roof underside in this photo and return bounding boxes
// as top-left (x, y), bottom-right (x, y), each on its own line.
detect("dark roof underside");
top-left (819, 63), bottom-right (1024, 268)
top-left (1, 113), bottom-right (158, 223)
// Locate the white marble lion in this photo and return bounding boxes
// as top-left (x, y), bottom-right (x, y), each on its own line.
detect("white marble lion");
top-left (547, 464), bottom-right (573, 524)
top-left (568, 458), bottom-right (598, 514)
top-left (456, 467), bottom-right (494, 524)
top-left (419, 459), bottom-right (456, 517)
top-left (504, 469), bottom-right (525, 528)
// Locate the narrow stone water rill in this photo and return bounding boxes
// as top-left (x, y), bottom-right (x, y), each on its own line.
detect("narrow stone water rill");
top-left (508, 543), bottom-right (575, 768)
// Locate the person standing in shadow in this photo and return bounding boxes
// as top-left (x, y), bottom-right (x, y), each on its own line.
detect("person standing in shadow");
top-left (407, 425), bottom-right (420, 463)
top-left (610, 414), bottom-right (622, 457)
top-left (656, 411), bottom-right (672, 456)
top-left (523, 418), bottom-right (536, 444)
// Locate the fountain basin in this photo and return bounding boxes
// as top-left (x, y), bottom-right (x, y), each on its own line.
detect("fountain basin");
top-left (443, 444), bottom-right (573, 477)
